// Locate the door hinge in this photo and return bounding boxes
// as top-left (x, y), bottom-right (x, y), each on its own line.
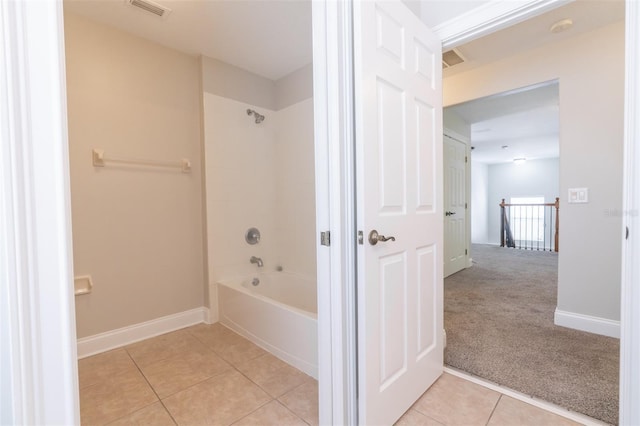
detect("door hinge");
top-left (358, 230), bottom-right (364, 245)
top-left (626, 226), bottom-right (629, 240)
top-left (465, 202), bottom-right (468, 209)
top-left (465, 249), bottom-right (468, 255)
top-left (465, 156), bottom-right (468, 163)
top-left (320, 231), bottom-right (331, 246)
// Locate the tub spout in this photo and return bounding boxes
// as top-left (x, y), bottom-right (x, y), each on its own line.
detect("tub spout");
top-left (250, 256), bottom-right (263, 267)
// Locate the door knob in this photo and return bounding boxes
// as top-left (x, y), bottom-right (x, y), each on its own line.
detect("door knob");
top-left (445, 211), bottom-right (456, 216)
top-left (368, 230), bottom-right (396, 245)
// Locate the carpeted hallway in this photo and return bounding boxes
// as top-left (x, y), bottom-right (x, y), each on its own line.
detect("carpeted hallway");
top-left (444, 244), bottom-right (619, 425)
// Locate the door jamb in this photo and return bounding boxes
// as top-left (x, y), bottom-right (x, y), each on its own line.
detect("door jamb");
top-left (312, 1), bottom-right (358, 424)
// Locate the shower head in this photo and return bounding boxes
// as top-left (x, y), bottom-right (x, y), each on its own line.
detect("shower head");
top-left (246, 108), bottom-right (265, 124)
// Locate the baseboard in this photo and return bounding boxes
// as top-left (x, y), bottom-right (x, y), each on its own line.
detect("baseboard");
top-left (77, 307), bottom-right (210, 359)
top-left (554, 309), bottom-right (620, 338)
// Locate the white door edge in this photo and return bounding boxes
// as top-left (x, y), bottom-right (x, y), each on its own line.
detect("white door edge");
top-left (620, 1), bottom-right (640, 424)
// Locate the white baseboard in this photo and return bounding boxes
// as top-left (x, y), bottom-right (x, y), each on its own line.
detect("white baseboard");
top-left (554, 309), bottom-right (620, 338)
top-left (77, 307), bottom-right (211, 359)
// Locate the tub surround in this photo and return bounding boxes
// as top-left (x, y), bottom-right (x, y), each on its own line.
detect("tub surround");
top-left (201, 57), bottom-right (316, 322)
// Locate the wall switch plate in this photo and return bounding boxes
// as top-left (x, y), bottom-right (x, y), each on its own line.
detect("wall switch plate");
top-left (568, 188), bottom-right (589, 203)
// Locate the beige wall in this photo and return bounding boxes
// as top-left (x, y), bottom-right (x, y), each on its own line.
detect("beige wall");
top-left (444, 21), bottom-right (625, 323)
top-left (65, 13), bottom-right (205, 338)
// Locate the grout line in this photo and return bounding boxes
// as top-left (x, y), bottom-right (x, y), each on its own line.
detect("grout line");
top-left (485, 394), bottom-right (503, 426)
top-left (444, 367), bottom-right (611, 426)
top-left (120, 323), bottom-right (316, 425)
top-left (103, 401), bottom-right (166, 426)
top-left (228, 399), bottom-right (274, 425)
top-left (157, 399), bottom-right (179, 426)
top-left (124, 347), bottom-right (178, 425)
top-left (124, 347), bottom-right (180, 425)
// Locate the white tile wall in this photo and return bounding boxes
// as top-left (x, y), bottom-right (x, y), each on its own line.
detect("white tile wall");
top-left (203, 94), bottom-right (316, 319)
top-left (275, 99), bottom-right (317, 277)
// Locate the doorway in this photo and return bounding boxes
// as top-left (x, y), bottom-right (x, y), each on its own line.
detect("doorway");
top-left (440, 3), bottom-right (623, 423)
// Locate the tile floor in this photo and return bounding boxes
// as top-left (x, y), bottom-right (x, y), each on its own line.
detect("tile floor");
top-left (79, 323), bottom-right (582, 426)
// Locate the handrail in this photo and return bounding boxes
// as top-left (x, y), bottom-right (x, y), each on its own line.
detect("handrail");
top-left (500, 197), bottom-right (559, 252)
top-left (92, 148), bottom-right (191, 173)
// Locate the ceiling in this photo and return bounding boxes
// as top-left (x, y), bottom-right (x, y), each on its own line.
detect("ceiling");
top-left (447, 82), bottom-right (560, 164)
top-left (63, 0), bottom-right (313, 81)
top-left (444, 0), bottom-right (624, 165)
top-left (444, 0), bottom-right (624, 78)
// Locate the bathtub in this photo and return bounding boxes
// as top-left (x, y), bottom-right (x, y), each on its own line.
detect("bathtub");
top-left (217, 271), bottom-right (318, 378)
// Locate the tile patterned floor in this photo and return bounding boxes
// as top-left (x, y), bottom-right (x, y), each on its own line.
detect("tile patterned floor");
top-left (79, 323), bottom-right (581, 425)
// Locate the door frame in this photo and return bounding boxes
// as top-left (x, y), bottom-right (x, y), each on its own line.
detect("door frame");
top-left (313, 0), bottom-right (640, 424)
top-left (2, 0), bottom-right (638, 425)
top-left (0, 0), bottom-right (80, 424)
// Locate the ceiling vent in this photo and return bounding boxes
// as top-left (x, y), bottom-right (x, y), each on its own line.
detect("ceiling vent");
top-left (442, 49), bottom-right (465, 69)
top-left (126, 0), bottom-right (171, 18)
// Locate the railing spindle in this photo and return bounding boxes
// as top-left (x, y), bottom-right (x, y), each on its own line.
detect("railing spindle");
top-left (499, 198), bottom-right (560, 252)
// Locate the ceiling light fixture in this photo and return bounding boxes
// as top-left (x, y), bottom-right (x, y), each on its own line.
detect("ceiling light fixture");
top-left (550, 18), bottom-right (573, 34)
top-left (513, 158), bottom-right (527, 164)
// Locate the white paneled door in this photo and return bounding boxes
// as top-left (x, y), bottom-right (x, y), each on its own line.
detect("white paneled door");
top-left (444, 135), bottom-right (467, 277)
top-left (354, 1), bottom-right (443, 424)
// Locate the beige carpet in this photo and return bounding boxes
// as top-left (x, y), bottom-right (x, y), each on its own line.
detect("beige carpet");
top-left (444, 244), bottom-right (619, 425)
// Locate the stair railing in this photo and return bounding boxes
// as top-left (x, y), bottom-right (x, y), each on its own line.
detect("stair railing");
top-left (499, 197), bottom-right (559, 252)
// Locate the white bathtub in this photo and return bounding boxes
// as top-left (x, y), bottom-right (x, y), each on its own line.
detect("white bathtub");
top-left (217, 271), bottom-right (318, 378)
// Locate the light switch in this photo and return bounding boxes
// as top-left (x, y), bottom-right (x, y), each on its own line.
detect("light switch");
top-left (568, 188), bottom-right (588, 203)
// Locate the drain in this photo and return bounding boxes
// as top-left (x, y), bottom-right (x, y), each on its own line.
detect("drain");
top-left (251, 277), bottom-right (260, 286)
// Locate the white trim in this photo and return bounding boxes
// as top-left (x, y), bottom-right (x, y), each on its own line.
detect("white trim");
top-left (444, 367), bottom-right (609, 426)
top-left (77, 307), bottom-right (210, 359)
top-left (0, 0), bottom-right (79, 424)
top-left (554, 309), bottom-right (620, 339)
top-left (433, 0), bottom-right (573, 50)
top-left (620, 1), bottom-right (640, 424)
top-left (312, 0), bottom-right (358, 424)
top-left (443, 128), bottom-right (469, 144)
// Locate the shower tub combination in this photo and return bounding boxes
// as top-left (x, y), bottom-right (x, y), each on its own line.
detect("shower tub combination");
top-left (217, 271), bottom-right (318, 378)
